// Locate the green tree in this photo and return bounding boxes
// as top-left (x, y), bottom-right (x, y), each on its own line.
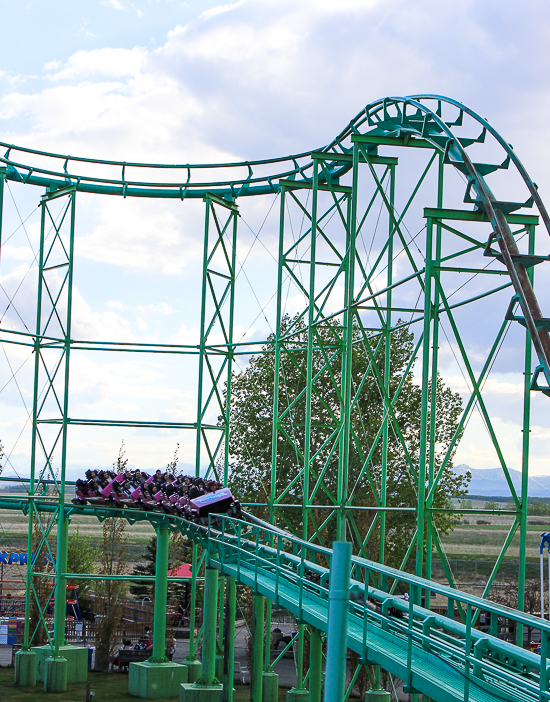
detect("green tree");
top-left (484, 500), bottom-right (499, 511)
top-left (226, 314), bottom-right (469, 570)
top-left (94, 517), bottom-right (129, 672)
top-left (67, 526), bottom-right (99, 619)
top-left (67, 526), bottom-right (98, 597)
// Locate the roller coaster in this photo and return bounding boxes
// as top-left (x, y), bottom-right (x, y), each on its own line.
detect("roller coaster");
top-left (0, 95), bottom-right (549, 701)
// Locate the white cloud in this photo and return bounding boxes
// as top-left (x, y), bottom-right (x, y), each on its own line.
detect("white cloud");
top-left (76, 196), bottom-right (204, 274)
top-left (103, 0), bottom-right (127, 11)
top-left (106, 300), bottom-right (128, 311)
top-left (137, 302), bottom-right (177, 315)
top-left (442, 375), bottom-right (524, 396)
top-left (47, 47), bottom-right (146, 82)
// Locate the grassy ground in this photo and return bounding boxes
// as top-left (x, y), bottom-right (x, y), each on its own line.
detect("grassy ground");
top-left (0, 668), bottom-right (289, 701)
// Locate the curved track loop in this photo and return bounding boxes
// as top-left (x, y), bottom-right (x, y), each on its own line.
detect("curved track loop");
top-left (0, 494), bottom-right (547, 702)
top-left (2, 95), bottom-right (549, 389)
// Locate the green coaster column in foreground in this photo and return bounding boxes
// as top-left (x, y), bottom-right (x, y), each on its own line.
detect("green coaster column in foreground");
top-left (323, 542), bottom-right (352, 702)
top-left (183, 542), bottom-right (202, 683)
top-left (129, 526), bottom-right (188, 699)
top-left (151, 527), bottom-right (170, 663)
top-left (180, 567), bottom-right (223, 702)
top-left (251, 594), bottom-right (265, 702)
top-left (44, 516), bottom-right (70, 693)
top-left (222, 576), bottom-right (236, 702)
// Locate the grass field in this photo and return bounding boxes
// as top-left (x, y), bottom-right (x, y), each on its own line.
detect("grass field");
top-left (0, 669), bottom-right (288, 702)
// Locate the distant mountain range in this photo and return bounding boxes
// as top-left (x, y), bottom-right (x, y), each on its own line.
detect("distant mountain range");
top-left (454, 464), bottom-right (550, 497)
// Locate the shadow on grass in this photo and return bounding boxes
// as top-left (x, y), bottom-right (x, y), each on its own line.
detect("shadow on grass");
top-left (0, 668), bottom-right (290, 701)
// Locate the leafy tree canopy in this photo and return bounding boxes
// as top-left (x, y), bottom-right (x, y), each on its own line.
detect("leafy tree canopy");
top-left (226, 314), bottom-right (469, 570)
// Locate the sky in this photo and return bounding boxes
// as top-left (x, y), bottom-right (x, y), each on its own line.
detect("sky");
top-left (0, 0), bottom-right (549, 483)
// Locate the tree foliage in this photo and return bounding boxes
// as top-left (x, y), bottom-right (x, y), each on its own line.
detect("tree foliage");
top-left (67, 525), bottom-right (99, 619)
top-left (226, 314), bottom-right (469, 570)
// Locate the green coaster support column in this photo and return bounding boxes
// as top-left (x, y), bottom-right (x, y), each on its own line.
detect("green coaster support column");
top-left (151, 526), bottom-right (170, 663)
top-left (129, 524), bottom-right (188, 699)
top-left (183, 542), bottom-right (202, 682)
top-left (251, 594), bottom-right (264, 702)
top-left (199, 567), bottom-right (219, 685)
top-left (308, 628), bottom-right (323, 702)
top-left (181, 567), bottom-right (223, 701)
top-left (287, 625), bottom-right (308, 701)
top-left (364, 664), bottom-right (390, 702)
top-left (323, 542), bottom-right (351, 702)
top-left (223, 577), bottom-right (236, 702)
top-left (262, 597), bottom-right (278, 702)
top-left (44, 472), bottom-right (70, 694)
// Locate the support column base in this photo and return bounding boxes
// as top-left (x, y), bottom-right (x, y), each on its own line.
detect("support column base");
top-left (129, 661), bottom-right (189, 699)
top-left (286, 688), bottom-right (309, 701)
top-left (263, 671), bottom-right (279, 701)
top-left (215, 654), bottom-right (224, 683)
top-left (180, 683), bottom-right (223, 702)
top-left (43, 656), bottom-right (67, 693)
top-left (182, 659), bottom-right (202, 683)
top-left (14, 650), bottom-right (37, 687)
top-left (364, 690), bottom-right (391, 702)
top-left (32, 644), bottom-right (88, 683)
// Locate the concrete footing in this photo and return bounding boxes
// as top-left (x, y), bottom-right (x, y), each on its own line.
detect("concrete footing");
top-left (262, 671), bottom-right (279, 702)
top-left (364, 690), bottom-right (391, 702)
top-left (14, 650), bottom-right (37, 687)
top-left (180, 683), bottom-right (224, 702)
top-left (286, 687), bottom-right (309, 701)
top-left (128, 661), bottom-right (189, 699)
top-left (32, 644), bottom-right (88, 684)
top-left (43, 656), bottom-right (67, 693)
top-left (181, 659), bottom-right (202, 683)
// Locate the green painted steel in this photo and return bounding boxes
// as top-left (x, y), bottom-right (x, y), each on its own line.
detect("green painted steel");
top-left (308, 629), bottom-right (323, 702)
top-left (2, 94), bottom-right (550, 701)
top-left (222, 577), bottom-right (236, 702)
top-left (201, 568), bottom-right (220, 686)
top-left (251, 594), bottom-right (265, 702)
top-left (323, 542), bottom-right (352, 702)
top-left (152, 528), bottom-right (170, 663)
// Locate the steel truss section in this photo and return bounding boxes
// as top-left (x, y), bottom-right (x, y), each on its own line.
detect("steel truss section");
top-left (196, 194), bottom-right (238, 484)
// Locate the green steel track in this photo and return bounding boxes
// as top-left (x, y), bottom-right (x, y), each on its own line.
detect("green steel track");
top-left (0, 495), bottom-right (547, 702)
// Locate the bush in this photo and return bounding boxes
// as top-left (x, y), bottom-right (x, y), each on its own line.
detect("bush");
top-left (476, 519), bottom-right (490, 525)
